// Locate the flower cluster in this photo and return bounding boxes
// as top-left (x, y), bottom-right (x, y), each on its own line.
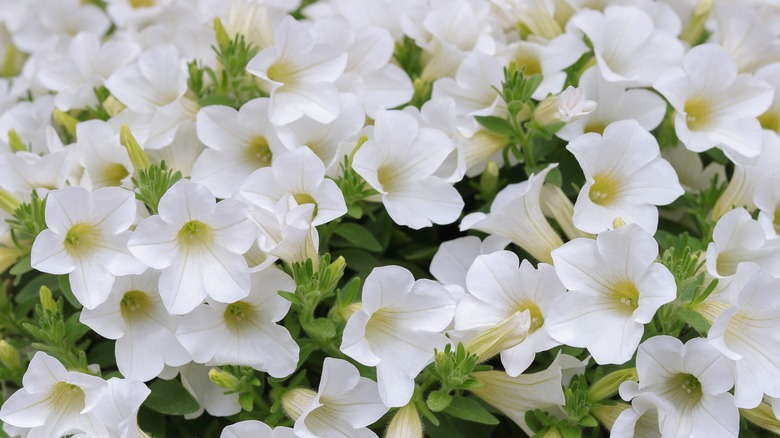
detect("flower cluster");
top-left (0, 0), bottom-right (780, 437)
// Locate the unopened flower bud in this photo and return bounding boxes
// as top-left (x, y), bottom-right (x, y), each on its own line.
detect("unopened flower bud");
top-left (53, 109), bottom-right (78, 139)
top-left (0, 340), bottom-right (21, 372)
top-left (680, 0), bottom-right (714, 46)
top-left (534, 86), bottom-right (597, 127)
top-left (0, 189), bottom-right (19, 215)
top-left (39, 286), bottom-right (57, 313)
top-left (213, 17), bottom-right (231, 51)
top-left (386, 403), bottom-right (423, 438)
top-left (341, 302), bottom-right (363, 321)
top-left (209, 368), bottom-right (240, 391)
top-left (590, 402), bottom-right (631, 431)
top-left (588, 368), bottom-right (638, 402)
top-left (612, 217), bottom-right (627, 229)
top-left (102, 96), bottom-right (126, 117)
top-left (540, 184), bottom-right (592, 240)
top-left (282, 388), bottom-right (317, 421)
top-left (465, 310), bottom-right (530, 363)
top-left (120, 124), bottom-right (151, 171)
top-left (740, 402), bottom-right (780, 435)
top-left (7, 129), bottom-right (26, 153)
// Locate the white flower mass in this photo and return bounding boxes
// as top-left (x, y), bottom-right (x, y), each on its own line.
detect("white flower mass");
top-left (1, 0), bottom-right (780, 437)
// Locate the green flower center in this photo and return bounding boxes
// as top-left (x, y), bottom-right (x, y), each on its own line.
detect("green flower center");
top-left (120, 290), bottom-right (151, 322)
top-left (129, 0), bottom-right (155, 8)
top-left (589, 174), bottom-right (619, 206)
top-left (224, 301), bottom-right (256, 331)
top-left (247, 136), bottom-right (272, 166)
top-left (292, 193), bottom-right (319, 217)
top-left (670, 373), bottom-right (703, 404)
top-left (583, 121), bottom-right (607, 135)
top-left (178, 220), bottom-right (212, 247)
top-left (64, 223), bottom-right (99, 256)
top-left (101, 163), bottom-right (130, 187)
top-left (514, 51), bottom-right (542, 76)
top-left (49, 382), bottom-right (85, 413)
top-left (266, 62), bottom-right (291, 82)
top-left (759, 111), bottom-right (780, 133)
top-left (516, 300), bottom-right (545, 332)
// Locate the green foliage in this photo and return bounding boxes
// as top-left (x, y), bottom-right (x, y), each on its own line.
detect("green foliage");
top-left (132, 161), bottom-right (183, 215)
top-left (145, 379), bottom-right (201, 416)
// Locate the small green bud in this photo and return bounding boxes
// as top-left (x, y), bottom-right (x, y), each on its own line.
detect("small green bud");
top-left (8, 129), bottom-right (27, 153)
top-left (480, 161), bottom-right (499, 198)
top-left (680, 0), bottom-right (714, 46)
top-left (214, 17), bottom-right (231, 51)
top-left (0, 189), bottom-right (20, 214)
top-left (53, 109), bottom-right (78, 140)
top-left (340, 302), bottom-right (362, 321)
top-left (589, 402), bottom-right (631, 431)
top-left (740, 402), bottom-right (780, 435)
top-left (119, 124), bottom-right (151, 171)
top-left (102, 96), bottom-right (126, 117)
top-left (588, 368), bottom-right (638, 402)
top-left (208, 368), bottom-right (240, 391)
top-left (39, 285), bottom-right (57, 314)
top-left (0, 340), bottom-right (21, 371)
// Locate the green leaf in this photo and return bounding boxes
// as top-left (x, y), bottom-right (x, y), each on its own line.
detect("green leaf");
top-left (677, 307), bottom-right (711, 335)
top-left (197, 95), bottom-right (236, 107)
top-left (9, 255), bottom-right (31, 276)
top-left (57, 275), bottom-right (81, 309)
top-left (474, 115), bottom-right (515, 138)
top-left (442, 396), bottom-right (499, 425)
top-left (278, 290), bottom-right (303, 305)
top-left (427, 389), bottom-right (453, 412)
top-left (239, 392), bottom-right (253, 411)
top-left (303, 318), bottom-right (336, 339)
top-left (144, 379), bottom-right (200, 416)
top-left (333, 223), bottom-right (383, 252)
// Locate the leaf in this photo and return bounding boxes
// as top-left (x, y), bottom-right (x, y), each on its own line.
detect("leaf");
top-left (333, 223), bottom-right (383, 252)
top-left (303, 318), bottom-right (336, 339)
top-left (427, 390), bottom-right (453, 412)
top-left (197, 95), bottom-right (236, 108)
top-left (144, 379), bottom-right (200, 416)
top-left (442, 396), bottom-right (500, 425)
top-left (677, 307), bottom-right (711, 335)
top-left (9, 255), bottom-right (31, 276)
top-left (57, 275), bottom-right (81, 309)
top-left (278, 290), bottom-right (303, 305)
top-left (474, 115), bottom-right (515, 138)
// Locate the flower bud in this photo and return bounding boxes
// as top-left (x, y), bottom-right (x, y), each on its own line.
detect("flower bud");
top-left (39, 285), bottom-right (57, 314)
top-left (0, 189), bottom-right (19, 215)
top-left (102, 96), bottom-right (126, 117)
top-left (740, 402), bottom-right (780, 435)
top-left (534, 86), bottom-right (597, 127)
top-left (540, 184), bottom-right (592, 240)
top-left (7, 129), bottom-right (26, 153)
top-left (465, 310), bottom-right (530, 363)
top-left (53, 109), bottom-right (78, 139)
top-left (588, 368), bottom-right (638, 402)
top-left (680, 0), bottom-right (714, 46)
top-left (282, 388), bottom-right (317, 421)
top-left (208, 368), bottom-right (240, 391)
top-left (386, 403), bottom-right (423, 438)
top-left (0, 340), bottom-right (21, 372)
top-left (340, 302), bottom-right (363, 321)
top-left (590, 402), bottom-right (631, 431)
top-left (213, 17), bottom-right (231, 51)
top-left (120, 124), bottom-right (151, 171)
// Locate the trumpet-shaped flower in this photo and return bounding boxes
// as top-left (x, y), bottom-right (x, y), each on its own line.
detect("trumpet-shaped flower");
top-left (292, 358), bottom-right (389, 438)
top-left (341, 265), bottom-right (456, 407)
top-left (708, 270), bottom-right (780, 408)
top-left (248, 195), bottom-right (319, 268)
top-left (352, 110), bottom-right (463, 229)
top-left (547, 224), bottom-right (677, 364)
top-left (455, 251), bottom-right (566, 376)
top-left (0, 352), bottom-right (108, 438)
top-left (567, 119), bottom-right (683, 234)
top-left (247, 16), bottom-right (347, 125)
top-left (620, 336), bottom-right (739, 437)
top-left (80, 271), bottom-right (190, 381)
top-left (430, 235), bottom-right (508, 290)
top-left (73, 120), bottom-right (133, 189)
top-left (88, 378), bottom-right (151, 438)
top-left (176, 268), bottom-right (299, 378)
top-left (705, 208), bottom-right (780, 278)
top-left (460, 164), bottom-right (563, 264)
top-left (654, 44), bottom-right (773, 163)
top-left (191, 98), bottom-right (285, 198)
top-left (31, 186), bottom-right (146, 309)
top-left (127, 180), bottom-right (256, 315)
top-left (572, 5), bottom-right (684, 86)
top-left (240, 146), bottom-right (347, 226)
top-left (221, 421), bottom-right (296, 438)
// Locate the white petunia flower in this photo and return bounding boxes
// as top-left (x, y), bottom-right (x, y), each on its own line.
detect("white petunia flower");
top-left (714, 2), bottom-right (780, 74)
top-left (341, 265), bottom-right (456, 407)
top-left (247, 16), bottom-right (347, 125)
top-left (248, 195), bottom-right (319, 268)
top-left (0, 352), bottom-right (108, 437)
top-left (352, 109), bottom-right (463, 229)
top-left (460, 164), bottom-right (563, 264)
top-left (73, 120), bottom-right (134, 190)
top-left (654, 43), bottom-right (774, 164)
top-left (572, 5), bottom-right (684, 86)
top-left (127, 180), bottom-right (256, 315)
top-left (430, 235), bottom-right (508, 291)
top-left (289, 358), bottom-right (389, 438)
top-left (470, 354), bottom-right (566, 436)
top-left (708, 269), bottom-right (780, 409)
top-left (240, 146), bottom-right (347, 226)
top-left (557, 66), bottom-right (667, 141)
top-left (221, 420), bottom-right (296, 438)
top-left (705, 208), bottom-right (780, 278)
top-left (611, 392), bottom-right (664, 438)
top-left (31, 186), bottom-right (146, 309)
top-left (88, 378), bottom-right (151, 438)
top-left (620, 336), bottom-right (739, 437)
top-left (171, 363), bottom-right (241, 419)
top-left (80, 271), bottom-right (190, 382)
top-left (176, 268), bottom-right (299, 378)
top-left (567, 119), bottom-right (683, 234)
top-left (37, 32), bottom-right (140, 111)
top-left (190, 98), bottom-right (285, 199)
top-left (547, 224), bottom-right (677, 364)
top-left (455, 251), bottom-right (565, 376)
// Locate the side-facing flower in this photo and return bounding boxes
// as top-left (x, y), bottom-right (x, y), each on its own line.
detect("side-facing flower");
top-left (286, 358), bottom-right (389, 438)
top-left (705, 208), bottom-right (780, 278)
top-left (31, 186), bottom-right (146, 309)
top-left (567, 119), bottom-right (683, 234)
top-left (341, 265), bottom-right (455, 407)
top-left (176, 268), bottom-right (299, 378)
top-left (547, 224), bottom-right (677, 364)
top-left (456, 251), bottom-right (566, 376)
top-left (128, 180), bottom-right (256, 314)
top-left (0, 352), bottom-right (108, 437)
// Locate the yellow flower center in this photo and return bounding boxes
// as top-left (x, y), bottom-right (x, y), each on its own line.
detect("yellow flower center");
top-left (120, 290), bottom-right (151, 322)
top-left (589, 174), bottom-right (619, 206)
top-left (224, 301), bottom-right (255, 331)
top-left (516, 300), bottom-right (545, 332)
top-left (669, 373), bottom-right (703, 403)
top-left (292, 193), bottom-right (318, 217)
top-left (513, 48), bottom-right (542, 76)
top-left (583, 121), bottom-right (607, 135)
top-left (266, 61), bottom-right (292, 82)
top-left (247, 136), bottom-right (272, 166)
top-left (610, 280), bottom-right (639, 313)
top-left (101, 163), bottom-right (130, 187)
top-left (177, 220), bottom-right (212, 247)
top-left (49, 382), bottom-right (86, 414)
top-left (63, 223), bottom-right (100, 256)
top-left (759, 111), bottom-right (780, 133)
top-left (129, 0), bottom-right (155, 8)
top-left (684, 98), bottom-right (711, 130)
